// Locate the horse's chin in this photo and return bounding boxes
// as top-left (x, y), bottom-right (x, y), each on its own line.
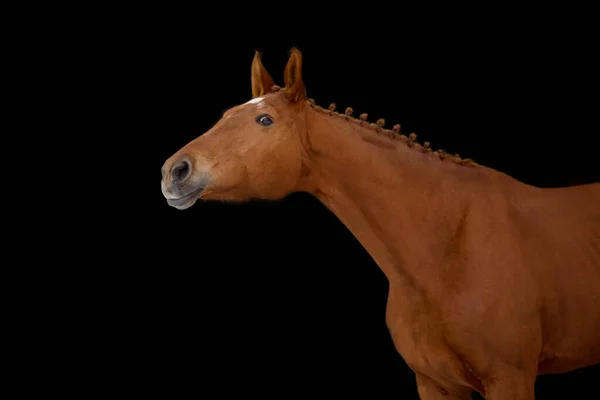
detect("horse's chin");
top-left (166, 187), bottom-right (204, 210)
top-left (167, 197), bottom-right (198, 210)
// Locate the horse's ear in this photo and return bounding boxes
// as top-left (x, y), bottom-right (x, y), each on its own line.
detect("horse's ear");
top-left (283, 48), bottom-right (306, 103)
top-left (251, 51), bottom-right (276, 98)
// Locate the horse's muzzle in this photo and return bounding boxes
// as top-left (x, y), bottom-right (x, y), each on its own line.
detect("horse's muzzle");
top-left (165, 185), bottom-right (206, 210)
top-left (161, 156), bottom-right (210, 210)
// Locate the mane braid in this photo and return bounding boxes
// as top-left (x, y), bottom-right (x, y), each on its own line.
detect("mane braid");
top-left (306, 99), bottom-right (476, 167)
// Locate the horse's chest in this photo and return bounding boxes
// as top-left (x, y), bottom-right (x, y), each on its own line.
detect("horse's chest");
top-left (385, 288), bottom-right (467, 386)
top-left (385, 297), bottom-right (438, 368)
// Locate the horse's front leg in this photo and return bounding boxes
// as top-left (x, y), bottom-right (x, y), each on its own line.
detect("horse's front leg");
top-left (482, 366), bottom-right (536, 400)
top-left (415, 374), bottom-right (472, 400)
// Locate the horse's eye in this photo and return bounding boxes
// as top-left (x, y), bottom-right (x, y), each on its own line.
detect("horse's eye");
top-left (255, 113), bottom-right (274, 126)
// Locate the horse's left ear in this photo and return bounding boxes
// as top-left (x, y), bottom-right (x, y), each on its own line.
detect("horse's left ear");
top-left (251, 50), bottom-right (276, 98)
top-left (283, 48), bottom-right (306, 103)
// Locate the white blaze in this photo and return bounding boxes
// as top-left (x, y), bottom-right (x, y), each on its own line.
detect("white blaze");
top-left (245, 97), bottom-right (264, 105)
top-left (224, 96), bottom-right (265, 120)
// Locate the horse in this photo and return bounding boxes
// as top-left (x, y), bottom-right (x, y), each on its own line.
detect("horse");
top-left (160, 48), bottom-right (600, 399)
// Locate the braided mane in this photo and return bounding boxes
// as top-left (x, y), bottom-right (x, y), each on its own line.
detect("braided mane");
top-left (298, 92), bottom-right (476, 167)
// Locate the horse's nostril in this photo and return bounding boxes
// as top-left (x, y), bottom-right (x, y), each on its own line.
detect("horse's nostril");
top-left (171, 160), bottom-right (191, 184)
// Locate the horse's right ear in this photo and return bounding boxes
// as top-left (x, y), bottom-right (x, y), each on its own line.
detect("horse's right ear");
top-left (251, 51), bottom-right (276, 98)
top-left (283, 48), bottom-right (306, 103)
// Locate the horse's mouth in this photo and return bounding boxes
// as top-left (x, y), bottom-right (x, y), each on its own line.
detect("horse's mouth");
top-left (166, 187), bottom-right (205, 210)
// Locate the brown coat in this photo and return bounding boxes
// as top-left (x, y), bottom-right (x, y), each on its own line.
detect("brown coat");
top-left (161, 48), bottom-right (600, 399)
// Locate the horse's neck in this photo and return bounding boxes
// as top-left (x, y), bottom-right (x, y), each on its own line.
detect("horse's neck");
top-left (299, 105), bottom-right (482, 287)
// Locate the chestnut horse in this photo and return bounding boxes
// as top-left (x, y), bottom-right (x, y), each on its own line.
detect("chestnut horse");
top-left (161, 48), bottom-right (600, 399)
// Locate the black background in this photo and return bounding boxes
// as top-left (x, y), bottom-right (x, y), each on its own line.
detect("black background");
top-left (55, 7), bottom-right (600, 399)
